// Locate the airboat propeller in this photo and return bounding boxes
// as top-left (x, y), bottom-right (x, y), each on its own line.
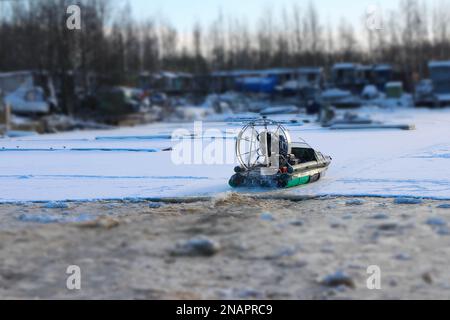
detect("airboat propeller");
top-left (229, 118), bottom-right (332, 188)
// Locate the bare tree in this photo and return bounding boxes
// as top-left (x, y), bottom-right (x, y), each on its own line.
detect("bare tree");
top-left (303, 1), bottom-right (323, 64)
top-left (292, 3), bottom-right (303, 58)
top-left (208, 9), bottom-right (226, 70)
top-left (338, 19), bottom-right (358, 61)
top-left (141, 20), bottom-right (160, 72)
top-left (1, 0), bottom-right (450, 95)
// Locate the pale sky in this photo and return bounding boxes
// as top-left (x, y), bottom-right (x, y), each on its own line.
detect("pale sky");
top-left (124, 0), bottom-right (400, 33)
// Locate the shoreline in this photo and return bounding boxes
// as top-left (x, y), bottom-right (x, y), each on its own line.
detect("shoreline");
top-left (1, 194), bottom-right (450, 299)
top-left (1, 193), bottom-right (450, 205)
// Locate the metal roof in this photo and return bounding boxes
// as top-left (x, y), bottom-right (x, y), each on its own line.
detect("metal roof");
top-left (211, 67), bottom-right (323, 77)
top-left (429, 61), bottom-right (450, 68)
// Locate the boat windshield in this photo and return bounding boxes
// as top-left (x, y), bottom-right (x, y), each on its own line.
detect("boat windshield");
top-left (290, 141), bottom-right (317, 163)
top-left (290, 141), bottom-right (312, 149)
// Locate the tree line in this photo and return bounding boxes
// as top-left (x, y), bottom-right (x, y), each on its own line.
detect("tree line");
top-left (1, 0), bottom-right (449, 89)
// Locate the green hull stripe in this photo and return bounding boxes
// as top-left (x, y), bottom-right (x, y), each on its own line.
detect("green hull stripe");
top-left (286, 175), bottom-right (310, 188)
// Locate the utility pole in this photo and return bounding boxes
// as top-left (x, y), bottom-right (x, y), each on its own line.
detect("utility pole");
top-left (0, 90), bottom-right (11, 134)
top-left (5, 103), bottom-right (11, 133)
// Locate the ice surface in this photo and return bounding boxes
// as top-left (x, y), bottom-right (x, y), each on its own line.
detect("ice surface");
top-left (0, 107), bottom-right (449, 202)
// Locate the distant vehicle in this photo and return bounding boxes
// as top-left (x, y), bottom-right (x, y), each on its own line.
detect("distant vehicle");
top-left (299, 86), bottom-right (322, 106)
top-left (1, 71), bottom-right (57, 115)
top-left (379, 82), bottom-right (413, 108)
top-left (418, 61), bottom-right (450, 107)
top-left (414, 79), bottom-right (437, 107)
top-left (96, 86), bottom-right (143, 115)
top-left (321, 88), bottom-right (361, 109)
top-left (385, 82), bottom-right (403, 99)
top-left (331, 63), bottom-right (393, 94)
top-left (211, 68), bottom-right (323, 95)
top-left (372, 64), bottom-right (393, 91)
top-left (237, 76), bottom-right (278, 94)
top-left (150, 92), bottom-right (168, 106)
top-left (139, 71), bottom-right (194, 94)
top-left (4, 85), bottom-right (51, 114)
top-left (260, 105), bottom-right (298, 116)
top-left (361, 85), bottom-right (380, 100)
top-left (331, 63), bottom-right (363, 94)
top-left (278, 67), bottom-right (324, 95)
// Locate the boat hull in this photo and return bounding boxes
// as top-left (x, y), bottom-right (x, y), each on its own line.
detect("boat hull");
top-left (229, 164), bottom-right (329, 189)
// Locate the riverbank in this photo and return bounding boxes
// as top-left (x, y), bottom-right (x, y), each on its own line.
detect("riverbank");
top-left (1, 194), bottom-right (450, 299)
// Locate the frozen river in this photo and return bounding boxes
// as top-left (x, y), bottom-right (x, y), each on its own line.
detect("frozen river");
top-left (1, 107), bottom-right (450, 202)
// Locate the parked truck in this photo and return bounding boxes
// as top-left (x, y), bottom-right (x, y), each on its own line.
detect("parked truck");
top-left (415, 61), bottom-right (450, 107)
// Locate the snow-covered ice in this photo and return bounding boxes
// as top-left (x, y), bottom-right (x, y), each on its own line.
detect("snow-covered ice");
top-left (0, 107), bottom-right (449, 202)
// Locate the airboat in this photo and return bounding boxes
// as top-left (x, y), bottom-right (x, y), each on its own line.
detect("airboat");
top-left (229, 118), bottom-right (332, 189)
